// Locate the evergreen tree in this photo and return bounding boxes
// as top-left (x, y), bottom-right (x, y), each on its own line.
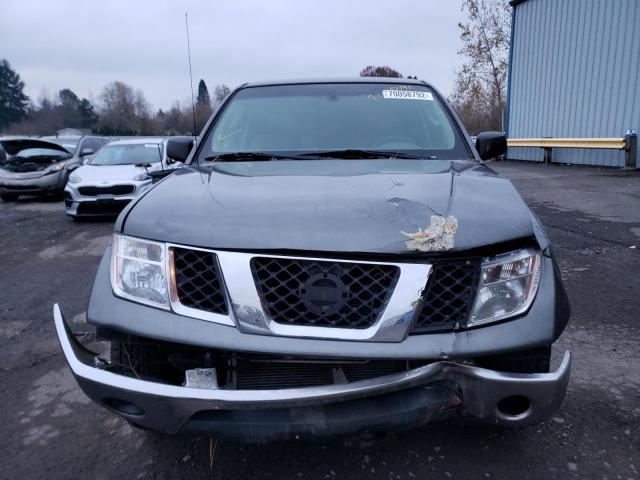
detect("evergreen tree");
top-left (57, 88), bottom-right (98, 129)
top-left (0, 59), bottom-right (30, 130)
top-left (197, 79), bottom-right (210, 105)
top-left (77, 98), bottom-right (98, 128)
top-left (58, 88), bottom-right (81, 126)
top-left (195, 80), bottom-right (213, 133)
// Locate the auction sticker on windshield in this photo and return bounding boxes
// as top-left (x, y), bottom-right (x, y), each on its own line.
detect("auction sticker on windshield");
top-left (382, 90), bottom-right (433, 100)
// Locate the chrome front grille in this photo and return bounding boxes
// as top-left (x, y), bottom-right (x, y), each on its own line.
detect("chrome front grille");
top-left (251, 257), bottom-right (400, 329)
top-left (172, 247), bottom-right (228, 315)
top-left (168, 245), bottom-right (489, 341)
top-left (411, 261), bottom-right (480, 334)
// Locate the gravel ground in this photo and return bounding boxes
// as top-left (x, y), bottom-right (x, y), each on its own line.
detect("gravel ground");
top-left (0, 161), bottom-right (638, 480)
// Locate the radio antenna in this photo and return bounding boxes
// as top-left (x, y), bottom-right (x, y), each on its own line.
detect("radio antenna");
top-left (184, 13), bottom-right (197, 148)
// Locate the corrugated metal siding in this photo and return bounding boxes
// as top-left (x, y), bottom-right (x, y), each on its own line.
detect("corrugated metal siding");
top-left (507, 0), bottom-right (640, 167)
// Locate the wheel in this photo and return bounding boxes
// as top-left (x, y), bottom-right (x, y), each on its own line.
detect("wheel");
top-left (0, 193), bottom-right (19, 201)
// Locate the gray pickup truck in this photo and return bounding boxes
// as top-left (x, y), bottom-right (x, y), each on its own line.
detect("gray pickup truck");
top-left (54, 78), bottom-right (571, 439)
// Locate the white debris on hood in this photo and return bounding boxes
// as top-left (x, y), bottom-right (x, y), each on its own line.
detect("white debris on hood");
top-left (402, 215), bottom-right (458, 252)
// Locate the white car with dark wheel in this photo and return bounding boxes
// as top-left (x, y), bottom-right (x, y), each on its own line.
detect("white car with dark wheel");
top-left (64, 137), bottom-right (190, 218)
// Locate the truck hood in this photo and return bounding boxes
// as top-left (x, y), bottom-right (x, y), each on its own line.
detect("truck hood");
top-left (0, 138), bottom-right (74, 173)
top-left (121, 159), bottom-right (535, 255)
top-left (0, 138), bottom-right (71, 156)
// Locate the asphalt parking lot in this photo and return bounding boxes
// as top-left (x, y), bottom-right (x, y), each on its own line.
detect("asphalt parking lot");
top-left (0, 160), bottom-right (639, 480)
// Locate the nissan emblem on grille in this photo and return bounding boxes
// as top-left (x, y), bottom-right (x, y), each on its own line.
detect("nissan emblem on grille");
top-left (251, 257), bottom-right (400, 329)
top-left (301, 272), bottom-right (348, 315)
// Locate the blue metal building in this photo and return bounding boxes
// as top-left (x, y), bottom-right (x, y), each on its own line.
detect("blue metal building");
top-left (506, 0), bottom-right (640, 167)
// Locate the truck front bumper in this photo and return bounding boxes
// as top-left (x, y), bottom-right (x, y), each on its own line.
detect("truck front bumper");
top-left (54, 304), bottom-right (571, 439)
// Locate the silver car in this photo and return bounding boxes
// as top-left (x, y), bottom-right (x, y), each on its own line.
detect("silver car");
top-left (0, 137), bottom-right (92, 201)
top-left (42, 135), bottom-right (109, 165)
top-left (64, 138), bottom-right (181, 218)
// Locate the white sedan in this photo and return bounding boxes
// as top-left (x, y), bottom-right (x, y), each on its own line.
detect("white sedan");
top-left (64, 137), bottom-right (189, 218)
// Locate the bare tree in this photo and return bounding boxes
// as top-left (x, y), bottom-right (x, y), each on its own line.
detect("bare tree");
top-left (7, 91), bottom-right (58, 135)
top-left (97, 81), bottom-right (158, 135)
top-left (359, 66), bottom-right (403, 78)
top-left (4, 72), bottom-right (230, 135)
top-left (450, 0), bottom-right (511, 133)
top-left (162, 100), bottom-right (194, 135)
top-left (214, 84), bottom-right (231, 105)
top-left (7, 88), bottom-right (98, 135)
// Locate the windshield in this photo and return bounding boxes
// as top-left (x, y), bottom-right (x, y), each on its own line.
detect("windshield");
top-left (49, 138), bottom-right (79, 153)
top-left (199, 83), bottom-right (469, 161)
top-left (90, 143), bottom-right (162, 166)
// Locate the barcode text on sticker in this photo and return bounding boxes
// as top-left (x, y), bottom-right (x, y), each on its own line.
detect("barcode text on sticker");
top-left (382, 90), bottom-right (433, 101)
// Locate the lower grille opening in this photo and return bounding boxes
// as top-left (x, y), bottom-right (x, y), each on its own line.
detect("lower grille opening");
top-left (474, 347), bottom-right (551, 373)
top-left (76, 199), bottom-right (130, 215)
top-left (78, 185), bottom-right (135, 196)
top-left (103, 333), bottom-right (430, 390)
top-left (231, 355), bottom-right (419, 390)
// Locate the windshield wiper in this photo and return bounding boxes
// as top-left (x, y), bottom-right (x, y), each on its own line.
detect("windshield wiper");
top-left (204, 152), bottom-right (310, 162)
top-left (297, 149), bottom-right (431, 160)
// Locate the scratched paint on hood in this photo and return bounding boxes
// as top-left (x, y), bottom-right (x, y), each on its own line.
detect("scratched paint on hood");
top-left (402, 215), bottom-right (458, 252)
top-left (120, 160), bottom-right (535, 254)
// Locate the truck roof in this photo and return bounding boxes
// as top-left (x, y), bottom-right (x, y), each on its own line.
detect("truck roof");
top-left (242, 77), bottom-right (431, 88)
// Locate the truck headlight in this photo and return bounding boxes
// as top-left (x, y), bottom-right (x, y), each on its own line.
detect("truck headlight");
top-left (111, 234), bottom-right (169, 309)
top-left (468, 248), bottom-right (541, 326)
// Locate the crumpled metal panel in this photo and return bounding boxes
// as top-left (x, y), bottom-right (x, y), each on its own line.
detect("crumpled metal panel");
top-left (120, 160), bottom-right (534, 255)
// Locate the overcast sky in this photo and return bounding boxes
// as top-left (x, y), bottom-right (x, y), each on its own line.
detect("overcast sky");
top-left (1, 0), bottom-right (466, 111)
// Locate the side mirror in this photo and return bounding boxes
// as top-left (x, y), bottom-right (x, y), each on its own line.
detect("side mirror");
top-left (166, 138), bottom-right (194, 163)
top-left (475, 132), bottom-right (507, 160)
top-left (148, 169), bottom-right (175, 184)
top-left (82, 157), bottom-right (92, 165)
top-left (80, 148), bottom-right (94, 157)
